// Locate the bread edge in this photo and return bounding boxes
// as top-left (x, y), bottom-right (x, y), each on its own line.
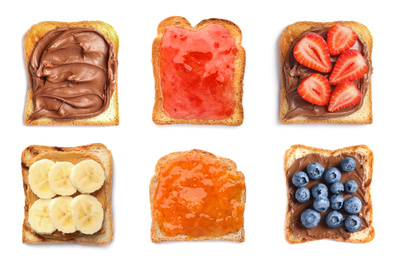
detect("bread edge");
top-left (149, 149), bottom-right (246, 243)
top-left (23, 21), bottom-right (119, 126)
top-left (21, 143), bottom-right (113, 245)
top-left (152, 16), bottom-right (245, 126)
top-left (284, 144), bottom-right (375, 244)
top-left (279, 21), bottom-right (373, 124)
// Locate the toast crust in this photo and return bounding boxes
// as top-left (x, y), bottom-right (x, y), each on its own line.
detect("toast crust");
top-left (279, 21), bottom-right (373, 124)
top-left (284, 144), bottom-right (374, 243)
top-left (23, 21), bottom-right (119, 126)
top-left (152, 16), bottom-right (245, 125)
top-left (150, 149), bottom-right (246, 243)
top-left (21, 143), bottom-right (113, 245)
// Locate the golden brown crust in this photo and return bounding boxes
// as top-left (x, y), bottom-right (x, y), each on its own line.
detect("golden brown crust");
top-left (21, 143), bottom-right (113, 245)
top-left (152, 16), bottom-right (245, 126)
top-left (149, 149), bottom-right (246, 243)
top-left (284, 144), bottom-right (374, 243)
top-left (279, 21), bottom-right (373, 124)
top-left (23, 21), bottom-right (119, 126)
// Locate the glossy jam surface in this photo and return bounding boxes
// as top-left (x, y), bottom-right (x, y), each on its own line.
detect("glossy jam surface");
top-left (153, 153), bottom-right (245, 237)
top-left (159, 24), bottom-right (238, 120)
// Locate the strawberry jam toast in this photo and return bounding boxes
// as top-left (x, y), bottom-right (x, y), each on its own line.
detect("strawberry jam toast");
top-left (152, 17), bottom-right (245, 125)
top-left (279, 21), bottom-right (373, 124)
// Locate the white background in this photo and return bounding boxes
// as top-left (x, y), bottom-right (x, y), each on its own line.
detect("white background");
top-left (2, 0), bottom-right (393, 259)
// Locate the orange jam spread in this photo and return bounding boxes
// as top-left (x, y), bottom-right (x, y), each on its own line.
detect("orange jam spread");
top-left (159, 24), bottom-right (238, 120)
top-left (153, 153), bottom-right (245, 238)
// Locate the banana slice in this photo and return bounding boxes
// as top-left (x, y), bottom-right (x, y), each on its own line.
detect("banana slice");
top-left (70, 159), bottom-right (105, 194)
top-left (28, 159), bottom-right (56, 199)
top-left (49, 162), bottom-right (76, 196)
top-left (49, 196), bottom-right (77, 234)
top-left (28, 199), bottom-right (56, 234)
top-left (71, 194), bottom-right (104, 234)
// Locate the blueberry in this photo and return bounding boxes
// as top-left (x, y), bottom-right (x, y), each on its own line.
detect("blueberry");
top-left (306, 162), bottom-right (324, 180)
top-left (344, 180), bottom-right (358, 194)
top-left (311, 183), bottom-right (328, 198)
top-left (330, 182), bottom-right (344, 194)
top-left (344, 196), bottom-right (362, 214)
top-left (301, 209), bottom-right (321, 228)
top-left (330, 194), bottom-right (344, 210)
top-left (341, 157), bottom-right (356, 172)
top-left (292, 171), bottom-right (309, 187)
top-left (326, 211), bottom-right (343, 228)
top-left (313, 197), bottom-right (330, 212)
top-left (345, 215), bottom-right (361, 232)
top-left (295, 187), bottom-right (310, 203)
top-left (323, 167), bottom-right (341, 184)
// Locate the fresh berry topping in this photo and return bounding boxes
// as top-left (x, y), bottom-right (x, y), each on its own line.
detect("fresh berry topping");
top-left (328, 81), bottom-right (361, 112)
top-left (294, 33), bottom-right (332, 73)
top-left (344, 180), bottom-right (358, 194)
top-left (311, 183), bottom-right (328, 199)
top-left (313, 197), bottom-right (330, 213)
top-left (341, 157), bottom-right (357, 172)
top-left (306, 162), bottom-right (324, 180)
top-left (327, 24), bottom-right (357, 56)
top-left (297, 74), bottom-right (331, 106)
top-left (292, 171), bottom-right (309, 187)
top-left (330, 194), bottom-right (344, 210)
top-left (330, 182), bottom-right (344, 195)
top-left (344, 196), bottom-right (362, 214)
top-left (326, 211), bottom-right (343, 228)
top-left (295, 187), bottom-right (311, 203)
top-left (301, 209), bottom-right (321, 228)
top-left (329, 49), bottom-right (368, 85)
top-left (323, 167), bottom-right (341, 184)
top-left (345, 215), bottom-right (361, 232)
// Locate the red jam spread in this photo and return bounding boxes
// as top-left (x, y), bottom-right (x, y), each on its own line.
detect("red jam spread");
top-left (159, 24), bottom-right (238, 120)
top-left (153, 153), bottom-right (245, 238)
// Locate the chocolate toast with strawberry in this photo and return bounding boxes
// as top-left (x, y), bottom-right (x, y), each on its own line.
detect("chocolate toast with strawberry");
top-left (279, 21), bottom-right (372, 124)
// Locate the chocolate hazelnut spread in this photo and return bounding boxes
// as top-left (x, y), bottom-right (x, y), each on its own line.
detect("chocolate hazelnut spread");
top-left (283, 27), bottom-right (372, 120)
top-left (286, 153), bottom-right (372, 242)
top-left (29, 27), bottom-right (118, 120)
top-left (26, 152), bottom-right (106, 240)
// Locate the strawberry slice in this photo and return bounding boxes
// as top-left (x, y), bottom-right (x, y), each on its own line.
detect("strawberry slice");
top-left (327, 24), bottom-right (357, 56)
top-left (297, 74), bottom-right (331, 106)
top-left (328, 81), bottom-right (361, 112)
top-left (294, 33), bottom-right (332, 73)
top-left (329, 49), bottom-right (368, 85)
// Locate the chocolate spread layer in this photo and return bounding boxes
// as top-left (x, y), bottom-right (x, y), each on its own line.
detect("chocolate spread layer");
top-left (286, 153), bottom-right (372, 241)
top-left (283, 27), bottom-right (372, 120)
top-left (29, 27), bottom-right (118, 120)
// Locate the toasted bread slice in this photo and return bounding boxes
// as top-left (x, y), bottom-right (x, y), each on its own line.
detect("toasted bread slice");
top-left (279, 21), bottom-right (373, 124)
top-left (21, 143), bottom-right (113, 245)
top-left (150, 149), bottom-right (246, 243)
top-left (284, 144), bottom-right (374, 243)
top-left (24, 21), bottom-right (119, 126)
top-left (152, 16), bottom-right (245, 125)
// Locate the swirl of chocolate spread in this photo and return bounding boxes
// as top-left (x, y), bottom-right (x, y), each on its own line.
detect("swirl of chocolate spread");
top-left (283, 27), bottom-right (372, 120)
top-left (29, 27), bottom-right (118, 120)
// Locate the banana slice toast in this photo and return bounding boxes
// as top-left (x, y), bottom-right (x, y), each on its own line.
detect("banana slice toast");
top-left (21, 143), bottom-right (113, 245)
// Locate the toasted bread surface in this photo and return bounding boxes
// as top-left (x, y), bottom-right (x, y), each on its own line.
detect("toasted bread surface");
top-left (279, 21), bottom-right (373, 124)
top-left (150, 149), bottom-right (246, 243)
top-left (152, 16), bottom-right (245, 125)
top-left (284, 144), bottom-right (374, 243)
top-left (24, 21), bottom-right (119, 126)
top-left (21, 143), bottom-right (113, 245)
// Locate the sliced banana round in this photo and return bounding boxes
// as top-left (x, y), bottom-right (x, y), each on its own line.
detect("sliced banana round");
top-left (70, 159), bottom-right (105, 194)
top-left (28, 199), bottom-right (56, 235)
top-left (49, 196), bottom-right (76, 234)
top-left (28, 159), bottom-right (56, 199)
top-left (49, 162), bottom-right (76, 196)
top-left (71, 194), bottom-right (104, 235)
